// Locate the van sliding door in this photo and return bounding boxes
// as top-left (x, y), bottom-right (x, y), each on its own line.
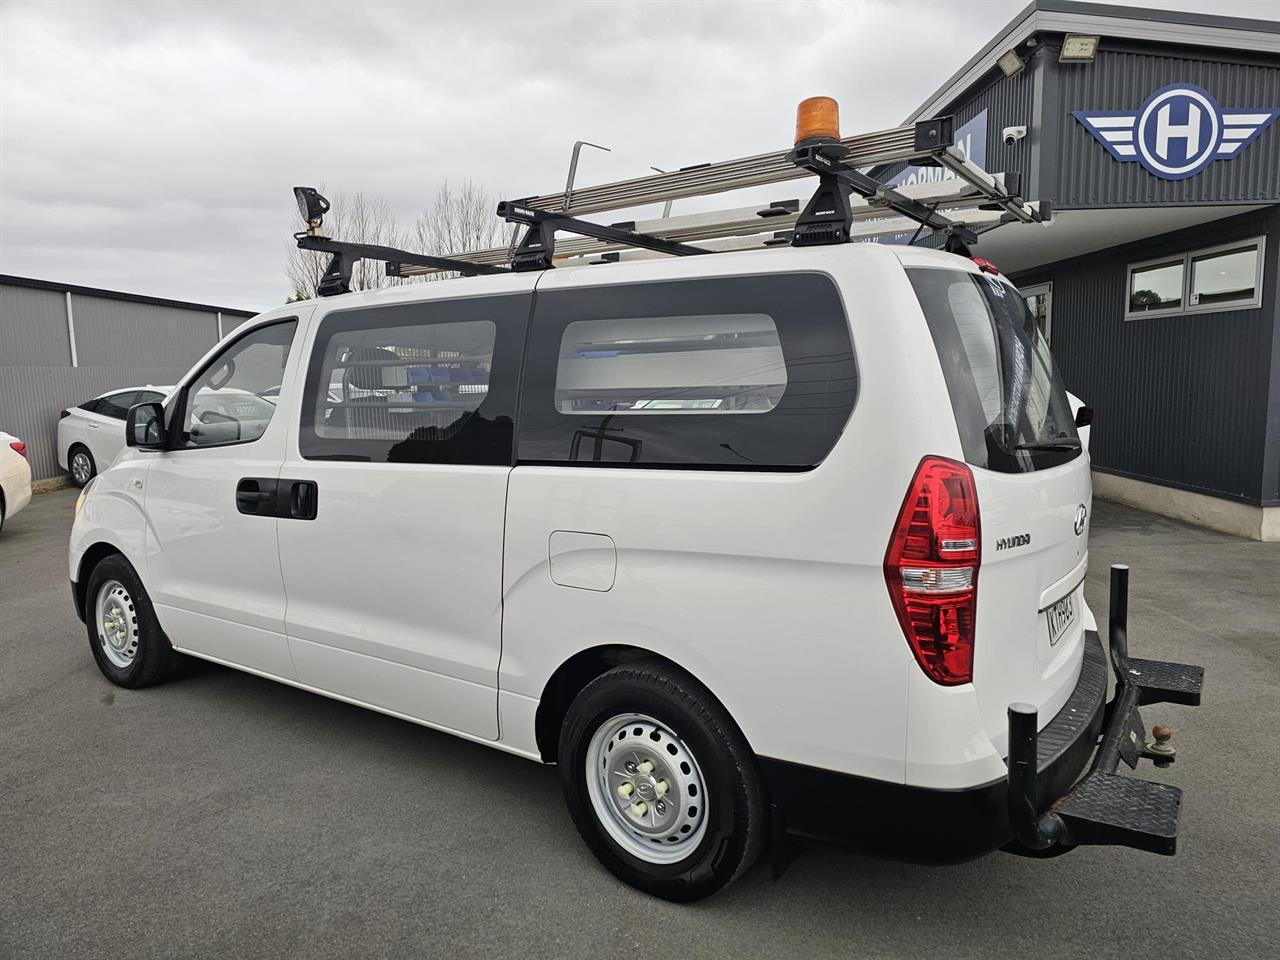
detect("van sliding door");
top-left (277, 282), bottom-right (534, 740)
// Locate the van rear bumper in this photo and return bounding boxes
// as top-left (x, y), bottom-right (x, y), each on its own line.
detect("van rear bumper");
top-left (761, 565), bottom-right (1204, 863)
top-left (758, 630), bottom-right (1108, 863)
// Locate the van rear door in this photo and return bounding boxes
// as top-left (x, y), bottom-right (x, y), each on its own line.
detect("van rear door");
top-left (907, 265), bottom-right (1090, 753)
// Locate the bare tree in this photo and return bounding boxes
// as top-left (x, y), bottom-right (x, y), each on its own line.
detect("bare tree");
top-left (412, 180), bottom-right (515, 280)
top-left (284, 180), bottom-right (512, 299)
top-left (284, 189), bottom-right (406, 300)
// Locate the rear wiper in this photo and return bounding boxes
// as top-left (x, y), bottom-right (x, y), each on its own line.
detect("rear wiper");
top-left (1014, 439), bottom-right (1082, 452)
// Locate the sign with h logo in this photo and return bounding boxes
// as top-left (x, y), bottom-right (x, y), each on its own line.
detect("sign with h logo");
top-left (1073, 84), bottom-right (1279, 180)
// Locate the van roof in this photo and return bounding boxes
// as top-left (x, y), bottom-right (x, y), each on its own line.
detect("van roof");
top-left (298, 242), bottom-right (981, 313)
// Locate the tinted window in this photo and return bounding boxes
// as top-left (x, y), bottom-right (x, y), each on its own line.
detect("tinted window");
top-left (299, 295), bottom-right (528, 465)
top-left (519, 274), bottom-right (856, 469)
top-left (181, 321), bottom-right (297, 447)
top-left (136, 390), bottom-right (166, 405)
top-left (1189, 244), bottom-right (1259, 308)
top-left (1129, 259), bottom-right (1183, 313)
top-left (97, 392), bottom-right (138, 420)
top-left (555, 314), bottom-right (786, 414)
top-left (908, 268), bottom-right (1079, 473)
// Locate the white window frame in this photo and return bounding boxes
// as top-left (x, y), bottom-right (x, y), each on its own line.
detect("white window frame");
top-left (1125, 236), bottom-right (1266, 321)
top-left (1020, 282), bottom-right (1053, 344)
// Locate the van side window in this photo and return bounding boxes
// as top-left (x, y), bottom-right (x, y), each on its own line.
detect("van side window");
top-left (555, 314), bottom-right (787, 414)
top-left (298, 295), bottom-right (527, 465)
top-left (519, 274), bottom-right (856, 469)
top-left (181, 320), bottom-right (297, 448)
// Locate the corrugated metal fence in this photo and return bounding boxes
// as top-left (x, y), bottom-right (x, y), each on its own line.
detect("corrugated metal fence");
top-left (0, 277), bottom-right (255, 481)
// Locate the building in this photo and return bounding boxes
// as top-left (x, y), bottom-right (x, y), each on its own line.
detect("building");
top-left (885, 0), bottom-right (1280, 539)
top-left (0, 275), bottom-right (254, 482)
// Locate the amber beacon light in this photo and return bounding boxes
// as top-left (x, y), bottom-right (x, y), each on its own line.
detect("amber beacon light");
top-left (794, 96), bottom-right (841, 145)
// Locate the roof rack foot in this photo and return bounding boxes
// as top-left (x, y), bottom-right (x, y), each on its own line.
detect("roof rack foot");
top-left (510, 220), bottom-right (557, 272)
top-left (317, 252), bottom-right (353, 297)
top-left (790, 170), bottom-right (854, 247)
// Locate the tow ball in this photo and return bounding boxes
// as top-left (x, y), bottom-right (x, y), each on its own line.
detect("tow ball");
top-left (1143, 725), bottom-right (1176, 768)
top-left (1006, 564), bottom-right (1204, 856)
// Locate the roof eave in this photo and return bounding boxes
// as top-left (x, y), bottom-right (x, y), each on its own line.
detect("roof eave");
top-left (905, 0), bottom-right (1280, 125)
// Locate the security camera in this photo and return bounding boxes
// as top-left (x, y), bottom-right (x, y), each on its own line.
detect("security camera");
top-left (1003, 125), bottom-right (1028, 146)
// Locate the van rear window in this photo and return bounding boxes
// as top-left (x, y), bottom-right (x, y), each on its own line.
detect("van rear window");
top-left (908, 268), bottom-right (1080, 473)
top-left (518, 273), bottom-right (856, 469)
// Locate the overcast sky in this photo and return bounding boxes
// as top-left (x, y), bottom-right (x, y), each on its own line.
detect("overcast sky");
top-left (2, 0), bottom-right (1276, 311)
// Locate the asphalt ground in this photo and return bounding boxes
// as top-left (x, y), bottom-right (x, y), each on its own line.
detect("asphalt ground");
top-left (2, 488), bottom-right (1278, 959)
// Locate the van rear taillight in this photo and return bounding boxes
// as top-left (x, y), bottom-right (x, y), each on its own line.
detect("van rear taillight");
top-left (884, 457), bottom-right (980, 685)
top-left (10, 441), bottom-right (27, 458)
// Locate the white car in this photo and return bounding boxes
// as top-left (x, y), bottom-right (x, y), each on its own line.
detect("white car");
top-left (57, 386), bottom-right (172, 486)
top-left (70, 242), bottom-right (1200, 901)
top-left (0, 431), bottom-right (33, 535)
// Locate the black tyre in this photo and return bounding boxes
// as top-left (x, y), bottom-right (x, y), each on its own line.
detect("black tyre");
top-left (558, 661), bottom-right (767, 902)
top-left (69, 445), bottom-right (96, 487)
top-left (84, 554), bottom-right (182, 688)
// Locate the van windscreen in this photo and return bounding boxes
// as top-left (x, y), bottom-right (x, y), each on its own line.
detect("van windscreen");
top-left (907, 268), bottom-right (1080, 474)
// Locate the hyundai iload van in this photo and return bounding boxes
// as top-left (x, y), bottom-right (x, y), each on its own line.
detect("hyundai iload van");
top-left (69, 243), bottom-right (1201, 900)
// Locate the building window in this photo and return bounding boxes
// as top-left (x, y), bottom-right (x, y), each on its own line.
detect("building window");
top-left (1189, 244), bottom-right (1263, 309)
top-left (1128, 259), bottom-right (1184, 315)
top-left (1126, 238), bottom-right (1264, 320)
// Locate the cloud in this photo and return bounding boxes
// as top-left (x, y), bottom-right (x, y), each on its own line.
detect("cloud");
top-left (2, 0), bottom-right (1276, 310)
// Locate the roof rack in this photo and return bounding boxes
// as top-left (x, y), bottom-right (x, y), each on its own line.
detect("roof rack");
top-left (292, 97), bottom-right (1048, 295)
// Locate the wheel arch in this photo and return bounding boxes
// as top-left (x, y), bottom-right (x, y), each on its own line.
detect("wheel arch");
top-left (533, 644), bottom-right (744, 764)
top-left (73, 542), bottom-right (124, 622)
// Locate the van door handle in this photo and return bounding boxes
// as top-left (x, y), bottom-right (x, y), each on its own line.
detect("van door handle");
top-left (235, 478), bottom-right (277, 516)
top-left (280, 479), bottom-right (319, 520)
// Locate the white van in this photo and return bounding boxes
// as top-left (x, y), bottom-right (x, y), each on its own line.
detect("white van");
top-left (69, 232), bottom-right (1203, 902)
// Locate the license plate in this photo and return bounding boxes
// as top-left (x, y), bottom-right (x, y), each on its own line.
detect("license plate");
top-left (1045, 590), bottom-right (1077, 647)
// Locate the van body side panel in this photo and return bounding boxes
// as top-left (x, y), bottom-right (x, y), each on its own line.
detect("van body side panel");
top-left (501, 466), bottom-right (911, 780)
top-left (502, 248), bottom-right (967, 781)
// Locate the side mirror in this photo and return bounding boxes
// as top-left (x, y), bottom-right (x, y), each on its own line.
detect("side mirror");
top-left (126, 402), bottom-right (167, 449)
top-left (1074, 405), bottom-right (1094, 428)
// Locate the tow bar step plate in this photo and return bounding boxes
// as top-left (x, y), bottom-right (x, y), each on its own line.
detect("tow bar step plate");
top-left (1053, 772), bottom-right (1181, 855)
top-left (1122, 658), bottom-right (1204, 707)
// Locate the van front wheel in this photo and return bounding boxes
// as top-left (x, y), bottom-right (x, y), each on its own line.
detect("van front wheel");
top-left (85, 554), bottom-right (182, 688)
top-left (557, 662), bottom-right (766, 901)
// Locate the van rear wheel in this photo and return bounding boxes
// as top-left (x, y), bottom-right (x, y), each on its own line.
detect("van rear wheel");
top-left (85, 554), bottom-right (182, 688)
top-left (558, 662), bottom-right (766, 901)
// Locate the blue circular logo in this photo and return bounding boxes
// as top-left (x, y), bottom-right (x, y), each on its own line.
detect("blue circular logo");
top-left (1136, 84), bottom-right (1222, 180)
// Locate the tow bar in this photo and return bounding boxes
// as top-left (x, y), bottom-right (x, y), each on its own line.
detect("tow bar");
top-left (1007, 564), bottom-right (1204, 856)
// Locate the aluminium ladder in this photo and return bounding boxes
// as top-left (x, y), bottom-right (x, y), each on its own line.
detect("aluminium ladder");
top-left (294, 104), bottom-right (1048, 294)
